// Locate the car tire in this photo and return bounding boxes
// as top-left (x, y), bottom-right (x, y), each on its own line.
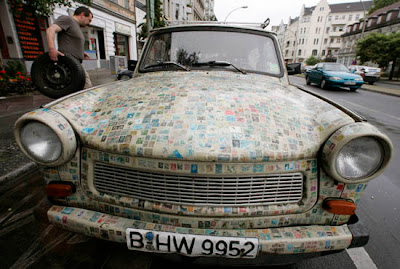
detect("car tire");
top-left (306, 76), bottom-right (311, 85)
top-left (368, 81), bottom-right (374, 85)
top-left (119, 75), bottom-right (131, 81)
top-left (31, 52), bottom-right (86, 99)
top-left (350, 87), bottom-right (359, 92)
top-left (320, 78), bottom-right (327, 89)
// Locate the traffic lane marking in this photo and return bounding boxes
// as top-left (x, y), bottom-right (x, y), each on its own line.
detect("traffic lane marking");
top-left (346, 247), bottom-right (377, 269)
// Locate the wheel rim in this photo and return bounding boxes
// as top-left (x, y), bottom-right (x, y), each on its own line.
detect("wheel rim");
top-left (43, 62), bottom-right (72, 90)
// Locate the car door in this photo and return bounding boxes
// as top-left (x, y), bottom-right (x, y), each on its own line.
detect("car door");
top-left (313, 63), bottom-right (324, 84)
top-left (308, 64), bottom-right (319, 83)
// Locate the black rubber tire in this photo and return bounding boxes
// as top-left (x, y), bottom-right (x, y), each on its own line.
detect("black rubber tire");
top-left (368, 81), bottom-right (374, 85)
top-left (306, 76), bottom-right (311, 85)
top-left (31, 52), bottom-right (85, 99)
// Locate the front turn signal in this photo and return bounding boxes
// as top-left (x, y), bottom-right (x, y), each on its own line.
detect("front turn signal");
top-left (46, 182), bottom-right (76, 197)
top-left (323, 199), bottom-right (357, 215)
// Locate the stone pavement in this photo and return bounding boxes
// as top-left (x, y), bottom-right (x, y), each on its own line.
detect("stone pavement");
top-left (361, 79), bottom-right (400, 97)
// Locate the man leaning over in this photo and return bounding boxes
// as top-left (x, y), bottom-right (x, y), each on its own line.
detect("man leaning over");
top-left (46, 6), bottom-right (93, 89)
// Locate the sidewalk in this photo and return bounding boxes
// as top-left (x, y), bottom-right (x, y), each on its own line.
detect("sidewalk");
top-left (360, 81), bottom-right (400, 97)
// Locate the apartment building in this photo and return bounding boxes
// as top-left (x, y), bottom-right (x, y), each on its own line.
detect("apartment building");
top-left (279, 0), bottom-right (371, 63)
top-left (338, 1), bottom-right (400, 67)
top-left (162, 0), bottom-right (206, 22)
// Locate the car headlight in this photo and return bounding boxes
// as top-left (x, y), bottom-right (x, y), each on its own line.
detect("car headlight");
top-left (20, 121), bottom-right (62, 163)
top-left (336, 137), bottom-right (383, 179)
top-left (322, 122), bottom-right (393, 183)
top-left (14, 108), bottom-right (77, 166)
top-left (328, 77), bottom-right (342, 81)
top-left (355, 78), bottom-right (363, 81)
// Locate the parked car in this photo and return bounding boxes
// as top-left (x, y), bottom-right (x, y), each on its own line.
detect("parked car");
top-left (348, 65), bottom-right (381, 85)
top-left (117, 69), bottom-right (134, 80)
top-left (306, 63), bottom-right (364, 91)
top-left (14, 24), bottom-right (393, 266)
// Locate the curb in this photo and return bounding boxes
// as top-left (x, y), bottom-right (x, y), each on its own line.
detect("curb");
top-left (0, 162), bottom-right (38, 193)
top-left (360, 86), bottom-right (400, 97)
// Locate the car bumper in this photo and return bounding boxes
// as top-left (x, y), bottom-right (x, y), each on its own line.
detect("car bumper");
top-left (48, 205), bottom-right (368, 262)
top-left (326, 80), bottom-right (363, 88)
top-left (364, 76), bottom-right (380, 82)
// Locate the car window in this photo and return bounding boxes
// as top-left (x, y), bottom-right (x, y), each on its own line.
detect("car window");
top-left (141, 30), bottom-right (282, 75)
top-left (323, 64), bottom-right (349, 72)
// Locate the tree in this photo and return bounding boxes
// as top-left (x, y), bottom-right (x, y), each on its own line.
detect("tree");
top-left (9, 0), bottom-right (92, 17)
top-left (305, 55), bottom-right (319, 66)
top-left (368, 0), bottom-right (398, 15)
top-left (356, 32), bottom-right (400, 80)
top-left (138, 0), bottom-right (166, 41)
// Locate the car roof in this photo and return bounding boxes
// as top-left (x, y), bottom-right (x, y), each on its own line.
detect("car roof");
top-left (151, 24), bottom-right (276, 36)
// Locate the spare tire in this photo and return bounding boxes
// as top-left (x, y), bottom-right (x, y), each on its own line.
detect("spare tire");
top-left (31, 52), bottom-right (85, 99)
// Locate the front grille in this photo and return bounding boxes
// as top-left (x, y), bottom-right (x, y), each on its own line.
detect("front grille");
top-left (93, 162), bottom-right (304, 206)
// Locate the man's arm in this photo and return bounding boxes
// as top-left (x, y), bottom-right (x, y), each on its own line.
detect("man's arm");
top-left (46, 24), bottom-right (64, 61)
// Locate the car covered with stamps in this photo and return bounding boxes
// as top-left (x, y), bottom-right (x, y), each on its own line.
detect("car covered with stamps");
top-left (14, 24), bottom-right (393, 265)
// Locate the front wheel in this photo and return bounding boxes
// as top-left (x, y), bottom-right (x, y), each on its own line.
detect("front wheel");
top-left (306, 76), bottom-right (311, 85)
top-left (350, 87), bottom-right (359, 92)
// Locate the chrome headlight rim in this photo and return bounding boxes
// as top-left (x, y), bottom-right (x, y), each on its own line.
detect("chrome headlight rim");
top-left (322, 123), bottom-right (393, 184)
top-left (14, 109), bottom-right (77, 167)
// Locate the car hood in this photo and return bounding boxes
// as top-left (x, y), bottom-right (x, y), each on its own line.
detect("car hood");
top-left (324, 71), bottom-right (362, 79)
top-left (49, 71), bottom-right (354, 162)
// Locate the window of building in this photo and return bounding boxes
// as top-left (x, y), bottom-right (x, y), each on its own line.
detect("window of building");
top-left (333, 26), bottom-right (337, 32)
top-left (349, 15), bottom-right (353, 21)
top-left (300, 28), bottom-right (303, 34)
top-left (320, 7), bottom-right (324, 11)
top-left (292, 51), bottom-right (294, 56)
top-left (342, 15), bottom-right (346, 20)
top-left (298, 49), bottom-right (301, 56)
top-left (356, 14), bottom-right (360, 20)
top-left (330, 38), bottom-right (334, 43)
top-left (302, 39), bottom-right (305, 44)
top-left (286, 41), bottom-right (290, 47)
top-left (293, 41), bottom-right (296, 46)
top-left (312, 49), bottom-right (318, 56)
top-left (335, 15), bottom-right (339, 20)
top-left (367, 19), bottom-right (372, 27)
top-left (339, 27), bottom-right (344, 32)
top-left (377, 15), bottom-right (382, 24)
top-left (304, 28), bottom-right (306, 33)
top-left (337, 38), bottom-right (340, 43)
top-left (328, 16), bottom-right (332, 21)
top-left (324, 38), bottom-right (328, 44)
top-left (285, 50), bottom-right (288, 56)
top-left (124, 0), bottom-right (129, 9)
top-left (398, 11), bottom-right (400, 19)
top-left (322, 50), bottom-right (326, 56)
top-left (175, 4), bottom-right (179, 19)
top-left (326, 27), bottom-right (330, 33)
top-left (386, 12), bottom-right (392, 21)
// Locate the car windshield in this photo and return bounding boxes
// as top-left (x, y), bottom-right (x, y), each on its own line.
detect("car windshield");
top-left (140, 30), bottom-right (282, 76)
top-left (323, 64), bottom-right (349, 72)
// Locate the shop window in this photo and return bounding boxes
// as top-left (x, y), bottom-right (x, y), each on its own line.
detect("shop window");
top-left (114, 33), bottom-right (130, 58)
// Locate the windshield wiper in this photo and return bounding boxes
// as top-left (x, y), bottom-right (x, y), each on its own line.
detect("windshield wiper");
top-left (192, 61), bottom-right (247, 74)
top-left (144, 61), bottom-right (190, 71)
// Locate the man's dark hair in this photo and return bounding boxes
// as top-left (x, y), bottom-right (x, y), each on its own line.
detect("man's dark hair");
top-left (74, 6), bottom-right (92, 17)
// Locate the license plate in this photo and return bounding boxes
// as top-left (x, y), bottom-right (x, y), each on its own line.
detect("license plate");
top-left (126, 228), bottom-right (259, 258)
top-left (345, 81), bottom-right (356, 85)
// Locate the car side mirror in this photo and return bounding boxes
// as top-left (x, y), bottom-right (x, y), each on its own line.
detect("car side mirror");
top-left (286, 63), bottom-right (302, 75)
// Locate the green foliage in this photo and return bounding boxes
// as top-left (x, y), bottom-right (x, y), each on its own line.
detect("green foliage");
top-left (138, 0), bottom-right (166, 40)
top-left (368, 0), bottom-right (398, 15)
top-left (356, 32), bottom-right (400, 79)
top-left (0, 61), bottom-right (35, 96)
top-left (9, 0), bottom-right (92, 17)
top-left (305, 55), bottom-right (319, 66)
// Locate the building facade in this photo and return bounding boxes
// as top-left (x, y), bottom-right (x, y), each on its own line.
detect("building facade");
top-left (0, 0), bottom-right (138, 73)
top-left (338, 1), bottom-right (400, 67)
top-left (277, 0), bottom-right (371, 63)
